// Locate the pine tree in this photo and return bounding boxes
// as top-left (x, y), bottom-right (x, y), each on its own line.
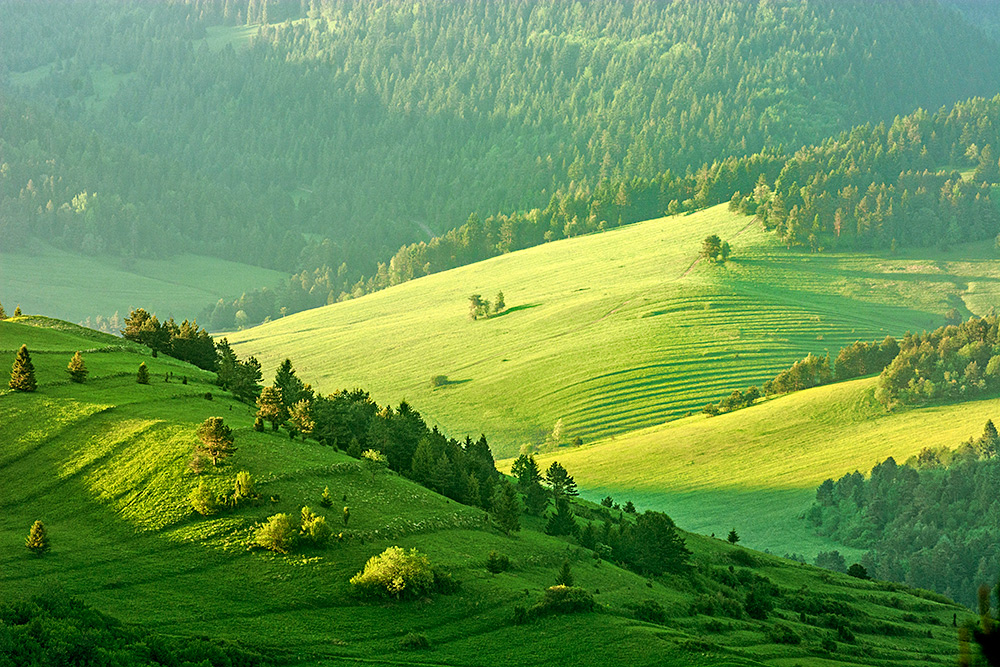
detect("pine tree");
top-left (9, 345), bottom-right (37, 392)
top-left (490, 480), bottom-right (521, 536)
top-left (727, 528), bottom-right (740, 544)
top-left (545, 496), bottom-right (578, 536)
top-left (555, 559), bottom-right (574, 587)
top-left (274, 358), bottom-right (307, 408)
top-left (196, 417), bottom-right (236, 465)
top-left (136, 362), bottom-right (150, 385)
top-left (66, 351), bottom-right (88, 383)
top-left (12, 305), bottom-right (22, 317)
top-left (256, 386), bottom-right (289, 431)
top-left (320, 486), bottom-right (333, 508)
top-left (25, 520), bottom-right (49, 555)
top-left (0, 301), bottom-right (6, 319)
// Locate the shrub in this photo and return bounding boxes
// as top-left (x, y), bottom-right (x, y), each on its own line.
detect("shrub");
top-left (233, 471), bottom-right (256, 503)
top-left (350, 547), bottom-right (435, 599)
top-left (533, 586), bottom-right (595, 617)
top-left (203, 392), bottom-right (213, 400)
top-left (300, 507), bottom-right (331, 547)
top-left (429, 375), bottom-right (448, 387)
top-left (319, 486), bottom-right (333, 508)
top-left (766, 623), bottom-right (801, 645)
top-left (399, 632), bottom-right (430, 650)
top-left (846, 563), bottom-right (869, 580)
top-left (511, 604), bottom-right (530, 625)
top-left (634, 599), bottom-right (666, 624)
top-left (253, 513), bottom-right (296, 553)
top-left (190, 480), bottom-right (219, 516)
top-left (136, 362), bottom-right (150, 385)
top-left (486, 550), bottom-right (511, 574)
top-left (744, 586), bottom-right (773, 620)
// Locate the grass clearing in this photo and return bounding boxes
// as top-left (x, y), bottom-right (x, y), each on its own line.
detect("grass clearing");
top-left (230, 204), bottom-right (1000, 457)
top-left (0, 317), bottom-right (974, 666)
top-left (0, 240), bottom-right (287, 326)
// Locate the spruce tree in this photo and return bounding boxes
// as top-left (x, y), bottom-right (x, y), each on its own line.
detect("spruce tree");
top-left (25, 520), bottom-right (49, 555)
top-left (320, 486), bottom-right (333, 508)
top-left (0, 301), bottom-right (6, 319)
top-left (727, 528), bottom-right (740, 544)
top-left (490, 480), bottom-right (521, 536)
top-left (545, 496), bottom-right (578, 536)
top-left (136, 362), bottom-right (150, 385)
top-left (9, 345), bottom-right (37, 392)
top-left (67, 351), bottom-right (88, 383)
top-left (555, 559), bottom-right (574, 587)
top-left (12, 305), bottom-right (22, 317)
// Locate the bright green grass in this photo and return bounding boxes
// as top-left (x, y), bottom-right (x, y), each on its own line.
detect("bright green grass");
top-left (0, 240), bottom-right (287, 326)
top-left (230, 204), bottom-right (1000, 457)
top-left (518, 377), bottom-right (1000, 562)
top-left (0, 317), bottom-right (973, 666)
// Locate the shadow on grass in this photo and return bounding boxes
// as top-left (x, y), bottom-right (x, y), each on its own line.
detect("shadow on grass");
top-left (489, 303), bottom-right (541, 319)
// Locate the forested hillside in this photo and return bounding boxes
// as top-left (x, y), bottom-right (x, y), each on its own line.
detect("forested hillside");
top-left (2, 0), bottom-right (1000, 327)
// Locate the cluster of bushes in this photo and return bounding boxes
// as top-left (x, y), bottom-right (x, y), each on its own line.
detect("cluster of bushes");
top-left (513, 586), bottom-right (596, 624)
top-left (349, 547), bottom-right (456, 600)
top-left (253, 506), bottom-right (333, 554)
top-left (877, 314), bottom-right (1000, 406)
top-left (0, 592), bottom-right (269, 666)
top-left (809, 421), bottom-right (1000, 607)
top-left (468, 291), bottom-right (506, 320)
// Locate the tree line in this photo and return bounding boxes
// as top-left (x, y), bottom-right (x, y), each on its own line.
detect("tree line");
top-left (808, 420), bottom-right (1000, 608)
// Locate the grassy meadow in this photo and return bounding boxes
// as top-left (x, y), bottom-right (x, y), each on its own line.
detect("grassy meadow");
top-left (230, 204), bottom-right (1000, 457)
top-left (516, 377), bottom-right (1000, 562)
top-left (0, 241), bottom-right (286, 326)
top-left (0, 316), bottom-right (977, 666)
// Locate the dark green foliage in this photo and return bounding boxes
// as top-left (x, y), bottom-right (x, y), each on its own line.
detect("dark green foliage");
top-left (491, 480), bottom-right (521, 536)
top-left (810, 428), bottom-right (1000, 607)
top-left (399, 632), bottom-right (430, 650)
top-left (25, 520), bottom-right (49, 555)
top-left (834, 337), bottom-right (900, 381)
top-left (0, 592), bottom-right (269, 667)
top-left (122, 309), bottom-right (216, 370)
top-left (216, 338), bottom-right (262, 402)
top-left (766, 623), bottom-right (801, 645)
top-left (66, 351), bottom-right (88, 383)
top-left (763, 353), bottom-right (831, 396)
top-left (700, 235), bottom-right (731, 263)
top-left (273, 358), bottom-right (311, 409)
top-left (626, 511), bottom-right (692, 576)
top-left (468, 293), bottom-right (490, 320)
top-left (8, 344), bottom-right (36, 392)
top-left (877, 314), bottom-right (1000, 406)
top-left (600, 496), bottom-right (614, 508)
top-left (744, 586), bottom-right (774, 620)
top-left (727, 529), bottom-right (740, 545)
top-left (511, 454), bottom-right (542, 490)
top-left (847, 563), bottom-right (870, 580)
top-left (532, 586), bottom-right (595, 617)
top-left (623, 500), bottom-right (636, 514)
top-left (555, 560), bottom-right (574, 587)
top-left (633, 599), bottom-right (666, 624)
top-left (544, 496), bottom-right (578, 537)
top-left (135, 362), bottom-right (149, 385)
top-left (486, 550), bottom-right (511, 574)
top-left (545, 461), bottom-right (578, 497)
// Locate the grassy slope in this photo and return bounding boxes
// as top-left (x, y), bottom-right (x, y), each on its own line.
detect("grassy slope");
top-left (0, 317), bottom-right (973, 666)
top-left (230, 204), bottom-right (1000, 457)
top-left (518, 378), bottom-right (1000, 562)
top-left (0, 240), bottom-right (287, 326)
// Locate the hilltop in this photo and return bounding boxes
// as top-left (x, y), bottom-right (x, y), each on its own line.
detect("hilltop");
top-left (0, 315), bottom-right (976, 666)
top-left (229, 204), bottom-right (1000, 456)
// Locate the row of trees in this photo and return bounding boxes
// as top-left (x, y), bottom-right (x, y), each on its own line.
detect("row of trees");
top-left (121, 309), bottom-right (216, 370)
top-left (809, 421), bottom-right (1000, 607)
top-left (877, 315), bottom-right (1000, 406)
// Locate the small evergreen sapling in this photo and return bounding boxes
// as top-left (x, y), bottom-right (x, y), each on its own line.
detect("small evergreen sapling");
top-left (727, 529), bottom-right (740, 545)
top-left (67, 351), bottom-right (88, 383)
top-left (9, 345), bottom-right (37, 392)
top-left (25, 520), bottom-right (49, 556)
top-left (555, 559), bottom-right (574, 587)
top-left (136, 362), bottom-right (150, 385)
top-left (320, 486), bottom-right (333, 508)
top-left (12, 305), bottom-right (22, 317)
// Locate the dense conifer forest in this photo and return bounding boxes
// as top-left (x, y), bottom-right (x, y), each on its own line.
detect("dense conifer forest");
top-left (2, 0), bottom-right (1000, 327)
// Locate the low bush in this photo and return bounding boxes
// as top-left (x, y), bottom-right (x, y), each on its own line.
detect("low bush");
top-left (485, 550), bottom-right (511, 574)
top-left (350, 547), bottom-right (436, 599)
top-left (766, 623), bottom-right (802, 645)
top-left (400, 632), bottom-right (430, 650)
top-left (532, 586), bottom-right (595, 617)
top-left (253, 513), bottom-right (296, 553)
top-left (633, 599), bottom-right (666, 624)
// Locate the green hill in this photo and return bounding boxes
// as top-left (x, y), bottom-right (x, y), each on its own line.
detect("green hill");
top-left (517, 376), bottom-right (1000, 563)
top-left (229, 204), bottom-right (1000, 456)
top-left (0, 241), bottom-right (288, 327)
top-left (0, 316), bottom-right (975, 666)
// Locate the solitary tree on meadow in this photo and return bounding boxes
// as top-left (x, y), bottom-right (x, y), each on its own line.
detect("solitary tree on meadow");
top-left (25, 520), bottom-right (49, 555)
top-left (136, 362), bottom-right (150, 385)
top-left (196, 417), bottom-right (236, 466)
top-left (9, 345), bottom-right (37, 392)
top-left (727, 528), bottom-right (740, 545)
top-left (67, 351), bottom-right (88, 383)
